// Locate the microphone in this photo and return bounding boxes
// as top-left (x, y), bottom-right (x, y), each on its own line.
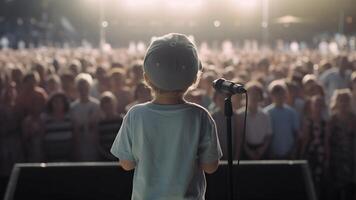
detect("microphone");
top-left (213, 78), bottom-right (247, 95)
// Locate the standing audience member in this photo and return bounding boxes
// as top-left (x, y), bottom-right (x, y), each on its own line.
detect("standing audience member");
top-left (319, 56), bottom-right (352, 102)
top-left (42, 92), bottom-right (74, 162)
top-left (0, 82), bottom-right (24, 177)
top-left (70, 73), bottom-right (101, 161)
top-left (45, 75), bottom-right (62, 96)
top-left (98, 92), bottom-right (122, 161)
top-left (325, 89), bottom-right (356, 200)
top-left (351, 71), bottom-right (356, 114)
top-left (15, 72), bottom-right (48, 120)
top-left (301, 95), bottom-right (328, 198)
top-left (109, 68), bottom-right (133, 115)
top-left (264, 80), bottom-right (300, 159)
top-left (125, 82), bottom-right (152, 112)
top-left (238, 81), bottom-right (272, 160)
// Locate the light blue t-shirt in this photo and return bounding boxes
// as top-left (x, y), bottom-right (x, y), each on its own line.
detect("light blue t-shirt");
top-left (264, 104), bottom-right (300, 157)
top-left (111, 102), bottom-right (223, 200)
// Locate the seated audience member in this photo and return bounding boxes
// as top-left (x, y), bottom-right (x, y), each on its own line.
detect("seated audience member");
top-left (42, 92), bottom-right (74, 162)
top-left (301, 95), bottom-right (328, 198)
top-left (325, 89), bottom-right (356, 200)
top-left (98, 92), bottom-right (122, 161)
top-left (238, 81), bottom-right (272, 160)
top-left (70, 73), bottom-right (101, 161)
top-left (264, 80), bottom-right (300, 159)
top-left (211, 91), bottom-right (239, 160)
top-left (109, 68), bottom-right (133, 115)
top-left (125, 82), bottom-right (152, 112)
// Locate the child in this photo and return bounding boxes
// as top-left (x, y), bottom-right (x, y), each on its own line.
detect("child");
top-left (111, 33), bottom-right (222, 200)
top-left (264, 79), bottom-right (300, 159)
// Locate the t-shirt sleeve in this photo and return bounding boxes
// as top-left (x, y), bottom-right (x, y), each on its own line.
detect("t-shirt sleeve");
top-left (110, 113), bottom-right (135, 161)
top-left (198, 112), bottom-right (223, 164)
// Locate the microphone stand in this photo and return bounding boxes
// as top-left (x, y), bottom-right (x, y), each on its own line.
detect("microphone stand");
top-left (224, 95), bottom-right (234, 200)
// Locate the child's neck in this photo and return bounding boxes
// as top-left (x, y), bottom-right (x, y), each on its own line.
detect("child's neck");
top-left (152, 93), bottom-right (186, 105)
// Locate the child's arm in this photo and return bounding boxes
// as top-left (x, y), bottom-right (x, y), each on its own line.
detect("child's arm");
top-left (119, 160), bottom-right (136, 171)
top-left (200, 160), bottom-right (219, 174)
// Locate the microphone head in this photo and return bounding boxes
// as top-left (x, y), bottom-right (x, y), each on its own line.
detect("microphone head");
top-left (212, 78), bottom-right (226, 90)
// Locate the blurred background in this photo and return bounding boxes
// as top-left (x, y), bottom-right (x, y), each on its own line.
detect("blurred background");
top-left (0, 0), bottom-right (355, 47)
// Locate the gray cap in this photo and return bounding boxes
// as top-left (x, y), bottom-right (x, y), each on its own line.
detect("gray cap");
top-left (143, 33), bottom-right (201, 91)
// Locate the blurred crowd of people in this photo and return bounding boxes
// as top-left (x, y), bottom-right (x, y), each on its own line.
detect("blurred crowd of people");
top-left (0, 42), bottom-right (355, 199)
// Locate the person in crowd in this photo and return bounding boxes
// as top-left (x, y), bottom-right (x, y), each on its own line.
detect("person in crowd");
top-left (301, 95), bottom-right (328, 198)
top-left (210, 90), bottom-right (239, 160)
top-left (325, 89), bottom-right (356, 200)
top-left (90, 66), bottom-right (110, 99)
top-left (70, 73), bottom-right (101, 161)
top-left (33, 62), bottom-right (47, 89)
top-left (198, 71), bottom-right (216, 109)
top-left (264, 79), bottom-right (300, 159)
top-left (111, 33), bottom-right (222, 199)
top-left (45, 74), bottom-right (62, 95)
top-left (68, 60), bottom-right (82, 77)
top-left (351, 71), bottom-right (356, 114)
top-left (286, 80), bottom-right (305, 118)
top-left (302, 74), bottom-right (319, 98)
top-left (22, 90), bottom-right (46, 162)
top-left (238, 81), bottom-right (272, 160)
top-left (319, 56), bottom-right (352, 102)
top-left (60, 72), bottom-right (77, 102)
top-left (10, 66), bottom-right (24, 92)
top-left (125, 82), bottom-right (152, 112)
top-left (98, 91), bottom-right (122, 161)
top-left (109, 68), bottom-right (133, 115)
top-left (127, 62), bottom-right (144, 87)
top-left (0, 82), bottom-right (24, 177)
top-left (42, 92), bottom-right (74, 162)
top-left (15, 72), bottom-right (48, 121)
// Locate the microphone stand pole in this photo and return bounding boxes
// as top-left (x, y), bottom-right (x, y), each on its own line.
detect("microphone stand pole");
top-left (224, 95), bottom-right (234, 200)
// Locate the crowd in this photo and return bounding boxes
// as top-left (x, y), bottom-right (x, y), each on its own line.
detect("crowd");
top-left (0, 42), bottom-right (355, 199)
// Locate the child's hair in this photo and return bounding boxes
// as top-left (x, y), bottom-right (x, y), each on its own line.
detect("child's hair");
top-left (144, 70), bottom-right (202, 96)
top-left (143, 33), bottom-right (202, 96)
top-left (330, 88), bottom-right (352, 115)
